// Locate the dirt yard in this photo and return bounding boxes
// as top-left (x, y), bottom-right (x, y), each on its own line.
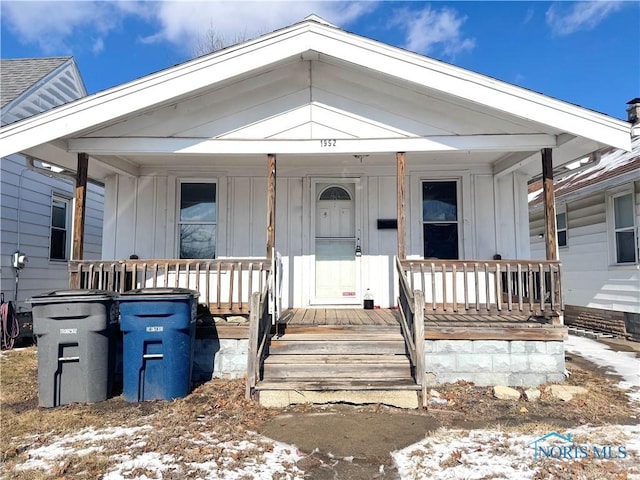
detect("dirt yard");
top-left (1, 339), bottom-right (638, 479)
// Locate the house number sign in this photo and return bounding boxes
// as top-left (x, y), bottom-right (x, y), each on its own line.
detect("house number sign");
top-left (320, 139), bottom-right (337, 147)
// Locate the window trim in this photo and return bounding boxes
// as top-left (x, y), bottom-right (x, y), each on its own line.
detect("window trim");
top-left (421, 179), bottom-right (462, 260)
top-left (176, 179), bottom-right (218, 259)
top-left (607, 187), bottom-right (638, 265)
top-left (49, 194), bottom-right (71, 262)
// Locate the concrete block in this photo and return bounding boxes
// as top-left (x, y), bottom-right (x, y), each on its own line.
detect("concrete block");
top-left (423, 341), bottom-right (435, 353)
top-left (431, 372), bottom-right (470, 385)
top-left (525, 341), bottom-right (547, 354)
top-left (492, 354), bottom-right (512, 372)
top-left (528, 354), bottom-right (564, 373)
top-left (509, 354), bottom-right (530, 372)
top-left (457, 354), bottom-right (492, 373)
top-left (510, 341), bottom-right (526, 353)
top-left (473, 341), bottom-right (509, 354)
top-left (546, 341), bottom-right (565, 355)
top-left (435, 340), bottom-right (473, 353)
top-left (507, 373), bottom-right (547, 387)
top-left (425, 353), bottom-right (457, 372)
top-left (218, 353), bottom-right (247, 377)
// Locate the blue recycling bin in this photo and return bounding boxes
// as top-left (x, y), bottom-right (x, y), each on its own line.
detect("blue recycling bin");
top-left (119, 288), bottom-right (198, 402)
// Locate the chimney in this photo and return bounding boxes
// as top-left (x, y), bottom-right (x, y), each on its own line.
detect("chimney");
top-left (627, 97), bottom-right (640, 124)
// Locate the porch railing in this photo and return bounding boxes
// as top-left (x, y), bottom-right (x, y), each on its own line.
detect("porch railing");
top-left (69, 258), bottom-right (270, 315)
top-left (398, 259), bottom-right (563, 317)
top-left (246, 270), bottom-right (272, 399)
top-left (395, 257), bottom-right (425, 404)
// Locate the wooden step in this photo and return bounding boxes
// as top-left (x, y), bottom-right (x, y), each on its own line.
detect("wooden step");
top-left (264, 354), bottom-right (409, 364)
top-left (269, 339), bottom-right (407, 355)
top-left (263, 363), bottom-right (412, 380)
top-left (272, 332), bottom-right (403, 341)
top-left (256, 378), bottom-right (421, 391)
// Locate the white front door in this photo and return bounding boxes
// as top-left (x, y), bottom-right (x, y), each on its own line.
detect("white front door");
top-left (314, 182), bottom-right (359, 304)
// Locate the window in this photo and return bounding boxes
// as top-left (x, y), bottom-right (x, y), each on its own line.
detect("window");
top-left (612, 192), bottom-right (637, 264)
top-left (556, 211), bottom-right (567, 247)
top-left (178, 182), bottom-right (216, 259)
top-left (50, 196), bottom-right (70, 260)
top-left (422, 181), bottom-right (459, 259)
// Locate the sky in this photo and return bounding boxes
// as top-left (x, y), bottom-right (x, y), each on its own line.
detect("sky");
top-left (1, 1), bottom-right (638, 121)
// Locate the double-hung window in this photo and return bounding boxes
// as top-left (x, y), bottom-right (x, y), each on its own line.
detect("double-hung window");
top-left (611, 191), bottom-right (637, 264)
top-left (422, 180), bottom-right (459, 259)
top-left (178, 181), bottom-right (217, 259)
top-left (556, 210), bottom-right (567, 247)
top-left (50, 196), bottom-right (70, 261)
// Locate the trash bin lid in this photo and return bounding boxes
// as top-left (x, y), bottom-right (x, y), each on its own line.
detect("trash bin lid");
top-left (119, 288), bottom-right (199, 300)
top-left (29, 289), bottom-right (116, 304)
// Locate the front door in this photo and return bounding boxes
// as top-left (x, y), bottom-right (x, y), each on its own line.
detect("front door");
top-left (313, 182), bottom-right (359, 304)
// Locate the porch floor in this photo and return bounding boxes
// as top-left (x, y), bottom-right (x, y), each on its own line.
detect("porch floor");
top-left (277, 308), bottom-right (401, 327)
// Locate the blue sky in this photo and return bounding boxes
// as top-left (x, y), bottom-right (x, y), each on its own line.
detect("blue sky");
top-left (1, 1), bottom-right (638, 120)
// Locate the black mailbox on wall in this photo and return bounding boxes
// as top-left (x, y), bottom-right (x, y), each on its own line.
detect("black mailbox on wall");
top-left (377, 219), bottom-right (398, 229)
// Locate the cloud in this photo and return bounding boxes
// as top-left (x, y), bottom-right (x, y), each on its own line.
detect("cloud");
top-left (0, 1), bottom-right (138, 55)
top-left (545, 1), bottom-right (623, 36)
top-left (142, 1), bottom-right (375, 54)
top-left (524, 8), bottom-right (535, 25)
top-left (389, 5), bottom-right (475, 58)
top-left (0, 1), bottom-right (376, 56)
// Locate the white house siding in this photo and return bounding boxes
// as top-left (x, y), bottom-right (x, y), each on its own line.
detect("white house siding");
top-left (0, 154), bottom-right (103, 311)
top-left (530, 181), bottom-right (640, 314)
top-left (102, 157), bottom-right (529, 308)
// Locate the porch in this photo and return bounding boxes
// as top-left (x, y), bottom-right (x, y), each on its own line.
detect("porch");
top-left (69, 256), bottom-right (566, 407)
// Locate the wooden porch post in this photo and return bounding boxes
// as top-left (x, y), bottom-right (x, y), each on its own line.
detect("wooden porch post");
top-left (397, 152), bottom-right (407, 259)
top-left (72, 152), bottom-right (88, 261)
top-left (266, 154), bottom-right (276, 261)
top-left (541, 148), bottom-right (557, 261)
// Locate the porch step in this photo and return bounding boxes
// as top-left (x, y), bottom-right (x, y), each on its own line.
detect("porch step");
top-left (269, 339), bottom-right (407, 355)
top-left (257, 326), bottom-right (417, 407)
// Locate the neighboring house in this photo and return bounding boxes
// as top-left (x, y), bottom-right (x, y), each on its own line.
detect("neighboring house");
top-left (0, 17), bottom-right (633, 404)
top-left (0, 57), bottom-right (104, 312)
top-left (529, 99), bottom-right (640, 339)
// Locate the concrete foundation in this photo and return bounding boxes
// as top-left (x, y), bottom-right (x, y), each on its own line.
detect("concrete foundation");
top-left (258, 390), bottom-right (419, 409)
top-left (424, 340), bottom-right (565, 387)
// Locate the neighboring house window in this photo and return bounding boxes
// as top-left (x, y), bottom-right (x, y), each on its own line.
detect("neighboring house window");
top-left (556, 211), bottom-right (567, 247)
top-left (178, 181), bottom-right (216, 259)
top-left (611, 191), bottom-right (637, 264)
top-left (50, 196), bottom-right (70, 261)
top-left (422, 180), bottom-right (459, 259)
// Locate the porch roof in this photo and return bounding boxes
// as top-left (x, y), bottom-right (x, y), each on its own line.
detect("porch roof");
top-left (0, 16), bottom-right (632, 179)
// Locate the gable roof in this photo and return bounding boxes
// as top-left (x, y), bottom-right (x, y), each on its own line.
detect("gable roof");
top-left (0, 57), bottom-right (70, 108)
top-left (0, 17), bottom-right (632, 161)
top-left (1, 56), bottom-right (87, 126)
top-left (529, 136), bottom-right (640, 207)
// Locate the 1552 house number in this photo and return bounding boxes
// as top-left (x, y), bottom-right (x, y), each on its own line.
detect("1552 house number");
top-left (320, 139), bottom-right (337, 147)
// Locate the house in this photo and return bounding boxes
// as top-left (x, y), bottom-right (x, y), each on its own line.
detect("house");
top-left (529, 99), bottom-right (640, 340)
top-left (0, 57), bottom-right (103, 316)
top-left (0, 17), bottom-right (632, 406)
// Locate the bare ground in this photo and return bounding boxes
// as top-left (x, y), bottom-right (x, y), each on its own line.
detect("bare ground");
top-left (1, 343), bottom-right (638, 479)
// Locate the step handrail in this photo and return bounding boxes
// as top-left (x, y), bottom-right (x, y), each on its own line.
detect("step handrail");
top-left (246, 269), bottom-right (273, 399)
top-left (395, 257), bottom-right (425, 401)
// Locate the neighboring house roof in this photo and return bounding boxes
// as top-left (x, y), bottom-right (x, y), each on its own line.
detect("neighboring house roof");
top-left (528, 136), bottom-right (640, 207)
top-left (0, 57), bottom-right (87, 125)
top-left (0, 16), bottom-right (632, 168)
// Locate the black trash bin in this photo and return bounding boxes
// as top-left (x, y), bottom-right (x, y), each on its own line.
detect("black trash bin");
top-left (119, 288), bottom-right (198, 402)
top-left (29, 290), bottom-right (118, 407)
